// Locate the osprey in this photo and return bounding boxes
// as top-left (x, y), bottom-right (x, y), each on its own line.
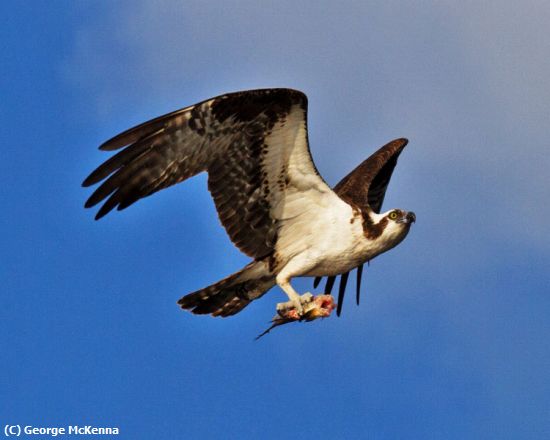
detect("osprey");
top-left (83, 88), bottom-right (415, 320)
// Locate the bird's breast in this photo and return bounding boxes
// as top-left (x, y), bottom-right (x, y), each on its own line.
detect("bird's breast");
top-left (276, 203), bottom-right (378, 277)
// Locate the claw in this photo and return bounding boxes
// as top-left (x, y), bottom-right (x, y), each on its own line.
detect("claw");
top-left (276, 292), bottom-right (313, 318)
top-left (256, 294), bottom-right (336, 339)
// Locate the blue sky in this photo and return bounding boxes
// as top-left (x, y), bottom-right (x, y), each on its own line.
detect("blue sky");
top-left (2, 1), bottom-right (549, 438)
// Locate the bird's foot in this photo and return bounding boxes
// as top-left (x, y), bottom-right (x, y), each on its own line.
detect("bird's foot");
top-left (256, 294), bottom-right (336, 340)
top-left (276, 293), bottom-right (335, 321)
top-left (302, 295), bottom-right (336, 321)
top-left (276, 292), bottom-right (314, 319)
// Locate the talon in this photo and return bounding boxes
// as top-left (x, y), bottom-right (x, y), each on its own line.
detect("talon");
top-left (276, 292), bottom-right (312, 317)
top-left (276, 299), bottom-right (302, 318)
top-left (276, 293), bottom-right (333, 320)
top-left (293, 298), bottom-right (304, 316)
top-left (303, 295), bottom-right (336, 321)
top-left (263, 294), bottom-right (337, 338)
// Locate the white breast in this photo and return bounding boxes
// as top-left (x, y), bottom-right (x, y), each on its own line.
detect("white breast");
top-left (275, 198), bottom-right (375, 277)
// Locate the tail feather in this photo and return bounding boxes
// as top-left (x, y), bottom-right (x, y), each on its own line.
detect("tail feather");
top-left (178, 261), bottom-right (275, 317)
top-left (192, 292), bottom-right (250, 317)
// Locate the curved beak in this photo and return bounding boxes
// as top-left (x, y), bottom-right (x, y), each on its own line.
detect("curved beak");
top-left (398, 211), bottom-right (416, 224)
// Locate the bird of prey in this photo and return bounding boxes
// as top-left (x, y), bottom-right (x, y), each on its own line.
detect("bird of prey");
top-left (83, 88), bottom-right (415, 321)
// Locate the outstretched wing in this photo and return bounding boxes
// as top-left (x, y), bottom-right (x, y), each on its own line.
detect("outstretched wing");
top-left (315, 138), bottom-right (409, 315)
top-left (334, 138), bottom-right (408, 213)
top-left (83, 88), bottom-right (333, 260)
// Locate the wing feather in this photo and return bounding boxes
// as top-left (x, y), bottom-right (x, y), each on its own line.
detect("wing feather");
top-left (356, 263), bottom-right (364, 305)
top-left (325, 276), bottom-right (336, 295)
top-left (334, 138), bottom-right (408, 213)
top-left (83, 88), bottom-right (332, 259)
top-left (82, 129), bottom-right (164, 187)
top-left (336, 271), bottom-right (349, 317)
top-left (98, 108), bottom-right (191, 151)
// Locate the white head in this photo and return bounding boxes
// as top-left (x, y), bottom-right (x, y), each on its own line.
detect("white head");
top-left (366, 209), bottom-right (416, 253)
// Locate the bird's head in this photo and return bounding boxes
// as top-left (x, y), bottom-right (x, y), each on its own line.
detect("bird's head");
top-left (366, 209), bottom-right (416, 251)
top-left (386, 209), bottom-right (416, 225)
top-left (382, 208), bottom-right (415, 242)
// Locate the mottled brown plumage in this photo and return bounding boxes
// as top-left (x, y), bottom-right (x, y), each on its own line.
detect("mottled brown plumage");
top-left (83, 88), bottom-right (413, 320)
top-left (83, 88), bottom-right (310, 259)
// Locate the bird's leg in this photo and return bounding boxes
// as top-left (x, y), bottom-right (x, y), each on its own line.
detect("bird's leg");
top-left (275, 278), bottom-right (313, 317)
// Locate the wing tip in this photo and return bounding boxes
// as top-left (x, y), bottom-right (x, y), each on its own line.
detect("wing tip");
top-left (93, 205), bottom-right (112, 221)
top-left (392, 137), bottom-right (409, 148)
top-left (98, 139), bottom-right (122, 151)
top-left (81, 175), bottom-right (96, 188)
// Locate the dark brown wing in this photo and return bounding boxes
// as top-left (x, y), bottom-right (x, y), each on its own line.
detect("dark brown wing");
top-left (83, 88), bottom-right (332, 260)
top-left (334, 138), bottom-right (408, 213)
top-left (314, 138), bottom-right (409, 315)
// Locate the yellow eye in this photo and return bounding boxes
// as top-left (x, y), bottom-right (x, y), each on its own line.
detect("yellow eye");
top-left (389, 211), bottom-right (398, 220)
